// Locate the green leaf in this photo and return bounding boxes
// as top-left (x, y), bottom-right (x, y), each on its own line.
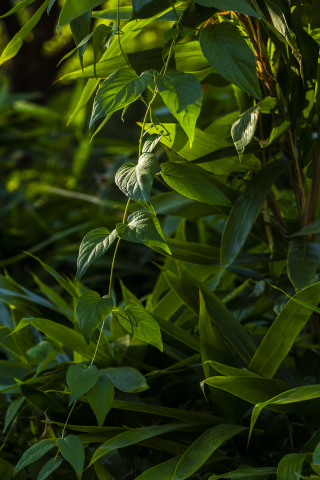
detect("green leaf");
top-left (13, 440), bottom-right (55, 474)
top-left (4, 396), bottom-right (24, 433)
top-left (0, 0), bottom-right (36, 18)
top-left (67, 364), bottom-right (99, 405)
top-left (116, 211), bottom-right (171, 254)
top-left (250, 385), bottom-right (320, 438)
top-left (256, 118), bottom-right (290, 147)
top-left (193, 0), bottom-right (261, 18)
top-left (70, 11), bottom-right (91, 71)
top-left (209, 466), bottom-right (277, 479)
top-left (135, 456), bottom-right (182, 480)
top-left (59, 0), bottom-right (105, 25)
top-left (277, 453), bottom-right (310, 480)
top-left (94, 462), bottom-right (113, 480)
top-left (90, 423), bottom-right (197, 465)
top-left (293, 219), bottom-right (320, 236)
top-left (249, 281), bottom-right (320, 378)
top-left (93, 25), bottom-right (113, 78)
top-left (221, 160), bottom-right (288, 271)
top-left (76, 291), bottom-right (114, 345)
top-left (117, 304), bottom-right (163, 351)
top-left (36, 456), bottom-right (63, 480)
top-left (206, 360), bottom-right (261, 378)
top-left (20, 384), bottom-right (66, 414)
top-left (87, 375), bottom-right (114, 426)
top-left (173, 425), bottom-right (246, 480)
top-left (161, 163), bottom-right (232, 207)
top-left (57, 435), bottom-right (85, 480)
top-left (0, 0), bottom-right (50, 65)
top-left (131, 0), bottom-right (176, 19)
top-left (288, 241), bottom-right (320, 290)
top-left (231, 103), bottom-right (261, 157)
top-left (200, 22), bottom-right (261, 99)
top-left (115, 153), bottom-right (158, 207)
top-left (90, 68), bottom-right (155, 128)
top-left (155, 70), bottom-right (202, 146)
top-left (100, 366), bottom-right (148, 393)
top-left (142, 133), bottom-right (162, 153)
top-left (75, 228), bottom-right (118, 283)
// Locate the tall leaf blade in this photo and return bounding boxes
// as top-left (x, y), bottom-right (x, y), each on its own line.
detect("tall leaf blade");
top-left (288, 241), bottom-right (320, 290)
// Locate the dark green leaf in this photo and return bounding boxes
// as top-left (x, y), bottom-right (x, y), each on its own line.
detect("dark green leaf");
top-left (115, 153), bottom-right (158, 207)
top-left (94, 462), bottom-right (113, 480)
top-left (87, 375), bottom-right (114, 426)
top-left (4, 396), bottom-right (24, 433)
top-left (131, 0), bottom-right (176, 20)
top-left (161, 163), bottom-right (232, 207)
top-left (256, 118), bottom-right (290, 148)
top-left (209, 466), bottom-right (277, 478)
top-left (59, 0), bottom-right (105, 25)
top-left (70, 11), bottom-right (91, 70)
top-left (75, 228), bottom-right (118, 283)
top-left (13, 440), bottom-right (55, 474)
top-left (221, 160), bottom-right (288, 271)
top-left (57, 435), bottom-right (85, 480)
top-left (277, 453), bottom-right (310, 480)
top-left (116, 211), bottom-right (171, 254)
top-left (200, 23), bottom-right (261, 99)
top-left (193, 0), bottom-right (261, 18)
top-left (100, 366), bottom-right (148, 393)
top-left (155, 70), bottom-right (203, 146)
top-left (293, 219), bottom-right (320, 236)
top-left (76, 291), bottom-right (114, 345)
top-left (90, 68), bottom-right (155, 127)
top-left (36, 456), bottom-right (63, 480)
top-left (93, 25), bottom-right (113, 78)
top-left (288, 241), bottom-right (320, 290)
top-left (67, 364), bottom-right (99, 405)
top-left (117, 304), bottom-right (163, 351)
top-left (135, 456), bottom-right (182, 480)
top-left (0, 0), bottom-right (37, 18)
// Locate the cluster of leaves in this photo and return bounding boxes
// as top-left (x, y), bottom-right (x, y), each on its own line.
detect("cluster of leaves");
top-left (3, 0), bottom-right (320, 479)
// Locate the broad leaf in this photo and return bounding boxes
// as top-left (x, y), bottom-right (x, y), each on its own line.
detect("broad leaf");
top-left (161, 163), bottom-right (232, 207)
top-left (221, 160), bottom-right (288, 271)
top-left (200, 22), bottom-right (261, 99)
top-left (142, 133), bottom-right (162, 153)
top-left (277, 453), bottom-right (310, 480)
top-left (57, 435), bottom-right (85, 480)
top-left (67, 364), bottom-right (99, 405)
top-left (37, 457), bottom-right (63, 480)
top-left (0, 0), bottom-right (50, 65)
top-left (90, 423), bottom-right (196, 465)
top-left (115, 153), bottom-right (158, 207)
top-left (116, 211), bottom-right (171, 254)
top-left (117, 304), bottom-right (163, 351)
top-left (100, 366), bottom-right (148, 393)
top-left (193, 0), bottom-right (261, 18)
top-left (155, 70), bottom-right (202, 146)
top-left (173, 425), bottom-right (246, 480)
top-left (249, 281), bottom-right (320, 378)
top-left (76, 291), bottom-right (114, 345)
top-left (288, 241), bottom-right (320, 290)
top-left (75, 228), bottom-right (118, 283)
top-left (87, 375), bottom-right (114, 426)
top-left (90, 68), bottom-right (155, 127)
top-left (59, 0), bottom-right (105, 25)
top-left (13, 440), bottom-right (55, 474)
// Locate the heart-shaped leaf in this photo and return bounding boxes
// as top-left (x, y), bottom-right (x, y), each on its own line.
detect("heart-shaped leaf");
top-left (67, 364), bottom-right (99, 405)
top-left (155, 69), bottom-right (202, 146)
top-left (76, 291), bottom-right (114, 345)
top-left (88, 375), bottom-right (115, 426)
top-left (75, 228), bottom-right (118, 283)
top-left (200, 22), bottom-right (261, 99)
top-left (117, 303), bottom-right (163, 351)
top-left (116, 211), bottom-right (171, 254)
top-left (90, 67), bottom-right (156, 127)
top-left (57, 435), bottom-right (85, 480)
top-left (99, 366), bottom-right (149, 393)
top-left (115, 153), bottom-right (158, 207)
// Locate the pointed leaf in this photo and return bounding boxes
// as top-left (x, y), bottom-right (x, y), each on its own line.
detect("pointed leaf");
top-left (209, 466), bottom-right (277, 479)
top-left (13, 440), bottom-right (55, 474)
top-left (231, 103), bottom-right (260, 157)
top-left (59, 0), bottom-right (106, 25)
top-left (76, 291), bottom-right (114, 345)
top-left (90, 68), bottom-right (155, 127)
top-left (67, 364), bottom-right (99, 405)
top-left (117, 304), bottom-right (163, 351)
top-left (100, 366), bottom-right (148, 392)
top-left (277, 453), bottom-right (310, 480)
top-left (75, 228), bottom-right (117, 283)
top-left (70, 11), bottom-right (91, 70)
top-left (142, 133), bottom-right (162, 153)
top-left (193, 0), bottom-right (261, 18)
top-left (116, 211), bottom-right (171, 254)
top-left (0, 0), bottom-right (37, 18)
top-left (155, 70), bottom-right (202, 146)
top-left (135, 456), bottom-right (182, 480)
top-left (221, 160), bottom-right (288, 271)
top-left (249, 281), bottom-right (320, 378)
top-left (293, 219), bottom-right (320, 236)
top-left (288, 241), bottom-right (320, 290)
top-left (4, 396), bottom-right (25, 433)
top-left (161, 163), bottom-right (232, 207)
top-left (36, 456), bottom-right (63, 480)
top-left (173, 425), bottom-right (246, 480)
top-left (256, 118), bottom-right (290, 148)
top-left (93, 24), bottom-right (113, 78)
top-left (57, 435), bottom-right (85, 480)
top-left (115, 153), bottom-right (158, 207)
top-left (87, 375), bottom-right (114, 426)
top-left (200, 22), bottom-right (261, 99)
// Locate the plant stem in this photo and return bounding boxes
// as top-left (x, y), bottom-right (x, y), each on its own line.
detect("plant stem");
top-left (61, 401), bottom-right (76, 440)
top-left (305, 123), bottom-right (320, 236)
top-left (287, 129), bottom-right (306, 226)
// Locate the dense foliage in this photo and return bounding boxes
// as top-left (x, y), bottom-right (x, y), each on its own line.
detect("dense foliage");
top-left (2, 0), bottom-right (320, 479)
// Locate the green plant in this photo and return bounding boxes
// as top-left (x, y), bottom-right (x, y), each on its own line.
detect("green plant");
top-left (2, 0), bottom-right (320, 479)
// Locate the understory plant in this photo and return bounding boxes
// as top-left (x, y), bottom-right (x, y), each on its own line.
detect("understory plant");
top-left (2, 0), bottom-right (320, 479)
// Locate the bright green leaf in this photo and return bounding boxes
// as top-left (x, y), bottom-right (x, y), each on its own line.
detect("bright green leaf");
top-left (76, 291), bottom-right (114, 345)
top-left (59, 0), bottom-right (105, 25)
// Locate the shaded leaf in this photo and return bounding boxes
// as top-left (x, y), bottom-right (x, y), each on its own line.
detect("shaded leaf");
top-left (88, 375), bottom-right (114, 426)
top-left (70, 11), bottom-right (91, 71)
top-left (256, 118), bottom-right (290, 148)
top-left (36, 456), bottom-right (63, 480)
top-left (59, 0), bottom-right (105, 25)
top-left (293, 219), bottom-right (320, 236)
top-left (209, 466), bottom-right (277, 479)
top-left (277, 453), bottom-right (310, 480)
top-left (4, 396), bottom-right (24, 433)
top-left (57, 435), bottom-right (85, 480)
top-left (288, 241), bottom-right (320, 290)
top-left (67, 364), bottom-right (99, 405)
top-left (193, 0), bottom-right (261, 18)
top-left (135, 456), bottom-right (182, 480)
top-left (13, 440), bottom-right (55, 474)
top-left (100, 366), bottom-right (148, 393)
top-left (76, 291), bottom-right (114, 345)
